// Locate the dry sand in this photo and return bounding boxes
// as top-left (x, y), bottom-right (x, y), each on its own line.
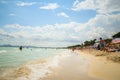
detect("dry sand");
top-left (81, 50), bottom-right (120, 80)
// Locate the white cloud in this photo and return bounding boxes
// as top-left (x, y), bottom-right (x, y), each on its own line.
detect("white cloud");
top-left (87, 14), bottom-right (120, 30)
top-left (0, 0), bottom-right (8, 4)
top-left (85, 13), bottom-right (120, 39)
top-left (86, 27), bottom-right (106, 39)
top-left (1, 13), bottom-right (120, 46)
top-left (57, 12), bottom-right (69, 18)
top-left (0, 29), bottom-right (6, 34)
top-left (2, 22), bottom-right (84, 46)
top-left (72, 0), bottom-right (120, 14)
top-left (5, 24), bottom-right (32, 29)
top-left (9, 13), bottom-right (15, 16)
top-left (72, 0), bottom-right (103, 11)
top-left (40, 3), bottom-right (59, 10)
top-left (16, 2), bottom-right (36, 6)
top-left (0, 29), bottom-right (15, 41)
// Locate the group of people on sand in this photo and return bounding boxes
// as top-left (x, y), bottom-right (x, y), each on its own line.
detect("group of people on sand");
top-left (97, 37), bottom-right (120, 52)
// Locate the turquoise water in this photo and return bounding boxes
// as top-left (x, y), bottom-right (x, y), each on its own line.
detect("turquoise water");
top-left (0, 47), bottom-right (65, 68)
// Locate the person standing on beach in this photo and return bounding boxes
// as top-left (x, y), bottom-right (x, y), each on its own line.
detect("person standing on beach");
top-left (99, 37), bottom-right (106, 51)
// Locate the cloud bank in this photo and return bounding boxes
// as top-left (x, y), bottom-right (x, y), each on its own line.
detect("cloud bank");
top-left (1, 12), bottom-right (119, 46)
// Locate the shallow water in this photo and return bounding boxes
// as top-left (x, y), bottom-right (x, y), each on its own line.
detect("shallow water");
top-left (0, 47), bottom-right (65, 79)
top-left (0, 47), bottom-right (64, 67)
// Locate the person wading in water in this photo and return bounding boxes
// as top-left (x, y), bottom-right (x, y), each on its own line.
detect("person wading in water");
top-left (19, 46), bottom-right (22, 51)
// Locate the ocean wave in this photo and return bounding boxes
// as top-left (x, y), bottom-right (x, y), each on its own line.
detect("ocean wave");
top-left (0, 50), bottom-right (7, 54)
top-left (15, 50), bottom-right (71, 80)
top-left (0, 50), bottom-right (72, 80)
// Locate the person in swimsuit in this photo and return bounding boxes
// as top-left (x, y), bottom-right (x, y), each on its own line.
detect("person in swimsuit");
top-left (99, 37), bottom-right (105, 51)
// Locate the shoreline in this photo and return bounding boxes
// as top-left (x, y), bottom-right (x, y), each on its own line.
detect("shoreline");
top-left (0, 49), bottom-right (120, 80)
top-left (41, 50), bottom-right (101, 80)
top-left (41, 49), bottom-right (120, 80)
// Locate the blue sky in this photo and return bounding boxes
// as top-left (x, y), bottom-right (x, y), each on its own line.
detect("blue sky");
top-left (0, 0), bottom-right (120, 47)
top-left (0, 0), bottom-right (96, 26)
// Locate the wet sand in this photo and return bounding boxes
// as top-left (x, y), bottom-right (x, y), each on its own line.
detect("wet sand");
top-left (41, 51), bottom-right (101, 80)
top-left (41, 50), bottom-right (120, 80)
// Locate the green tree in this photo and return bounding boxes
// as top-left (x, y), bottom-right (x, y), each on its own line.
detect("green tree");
top-left (84, 39), bottom-right (96, 46)
top-left (67, 44), bottom-right (81, 48)
top-left (90, 39), bottom-right (96, 45)
top-left (84, 41), bottom-right (90, 46)
top-left (104, 39), bottom-right (112, 44)
top-left (112, 32), bottom-right (120, 38)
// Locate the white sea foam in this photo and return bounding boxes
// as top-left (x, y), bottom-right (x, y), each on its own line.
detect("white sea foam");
top-left (0, 50), bottom-right (7, 54)
top-left (16, 50), bottom-right (71, 80)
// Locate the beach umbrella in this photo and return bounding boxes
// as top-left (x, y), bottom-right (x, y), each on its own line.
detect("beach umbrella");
top-left (111, 38), bottom-right (120, 44)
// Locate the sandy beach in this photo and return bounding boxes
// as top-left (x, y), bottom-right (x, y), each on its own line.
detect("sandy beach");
top-left (40, 51), bottom-right (100, 80)
top-left (81, 50), bottom-right (120, 80)
top-left (40, 50), bottom-right (120, 80)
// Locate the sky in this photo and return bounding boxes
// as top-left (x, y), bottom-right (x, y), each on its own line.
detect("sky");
top-left (0, 0), bottom-right (120, 47)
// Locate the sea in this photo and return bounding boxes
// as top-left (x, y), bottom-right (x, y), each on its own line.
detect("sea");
top-left (0, 47), bottom-right (68, 80)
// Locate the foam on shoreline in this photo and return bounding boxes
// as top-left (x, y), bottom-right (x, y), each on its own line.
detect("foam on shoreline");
top-left (0, 50), bottom-right (7, 54)
top-left (14, 50), bottom-right (72, 80)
